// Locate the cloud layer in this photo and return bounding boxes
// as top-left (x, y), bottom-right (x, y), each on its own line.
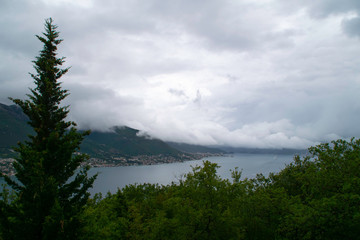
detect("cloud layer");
top-left (1, 0), bottom-right (360, 149)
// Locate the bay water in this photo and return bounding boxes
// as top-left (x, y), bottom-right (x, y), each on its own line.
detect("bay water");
top-left (88, 153), bottom-right (295, 196)
top-left (1, 153), bottom-right (297, 196)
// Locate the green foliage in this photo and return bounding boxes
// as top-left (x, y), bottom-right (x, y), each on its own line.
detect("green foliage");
top-left (0, 18), bottom-right (96, 240)
top-left (80, 192), bottom-right (128, 240)
top-left (82, 161), bottom-right (245, 240)
top-left (273, 138), bottom-right (360, 239)
top-left (81, 138), bottom-right (360, 239)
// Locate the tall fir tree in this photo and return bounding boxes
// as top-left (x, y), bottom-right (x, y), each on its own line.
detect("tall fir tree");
top-left (0, 18), bottom-right (96, 240)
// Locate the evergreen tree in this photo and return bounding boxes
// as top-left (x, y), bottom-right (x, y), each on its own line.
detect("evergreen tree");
top-left (0, 18), bottom-right (96, 240)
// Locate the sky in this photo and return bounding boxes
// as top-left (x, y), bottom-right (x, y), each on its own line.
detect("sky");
top-left (1, 0), bottom-right (360, 149)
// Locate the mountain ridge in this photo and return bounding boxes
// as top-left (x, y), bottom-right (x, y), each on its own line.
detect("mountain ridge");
top-left (0, 103), bottom-right (304, 158)
top-left (0, 103), bottom-right (224, 160)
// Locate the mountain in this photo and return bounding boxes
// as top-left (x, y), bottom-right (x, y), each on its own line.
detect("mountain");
top-left (166, 142), bottom-right (226, 154)
top-left (217, 146), bottom-right (307, 155)
top-left (0, 103), bottom-right (182, 159)
top-left (81, 126), bottom-right (181, 159)
top-left (0, 103), bottom-right (33, 157)
top-left (2, 103), bottom-right (299, 159)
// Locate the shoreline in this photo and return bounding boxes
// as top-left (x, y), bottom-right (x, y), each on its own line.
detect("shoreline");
top-left (1, 152), bottom-right (225, 176)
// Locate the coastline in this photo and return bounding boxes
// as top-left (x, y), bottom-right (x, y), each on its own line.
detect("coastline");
top-left (1, 152), bottom-right (224, 176)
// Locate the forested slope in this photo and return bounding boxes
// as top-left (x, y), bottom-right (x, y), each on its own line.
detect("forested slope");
top-left (79, 138), bottom-right (360, 240)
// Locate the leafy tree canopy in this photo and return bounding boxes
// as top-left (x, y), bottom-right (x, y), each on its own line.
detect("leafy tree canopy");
top-left (80, 139), bottom-right (360, 240)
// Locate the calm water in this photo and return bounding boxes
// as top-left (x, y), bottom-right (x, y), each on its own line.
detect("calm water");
top-left (0, 153), bottom-right (296, 196)
top-left (88, 153), bottom-right (295, 196)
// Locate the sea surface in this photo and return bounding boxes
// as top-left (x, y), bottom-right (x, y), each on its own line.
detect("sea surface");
top-left (87, 153), bottom-right (296, 196)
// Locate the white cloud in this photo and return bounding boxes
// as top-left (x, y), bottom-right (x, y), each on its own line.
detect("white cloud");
top-left (1, 0), bottom-right (360, 149)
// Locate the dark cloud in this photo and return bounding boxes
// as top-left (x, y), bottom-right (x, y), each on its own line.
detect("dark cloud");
top-left (342, 16), bottom-right (360, 37)
top-left (285, 0), bottom-right (360, 38)
top-left (305, 0), bottom-right (360, 18)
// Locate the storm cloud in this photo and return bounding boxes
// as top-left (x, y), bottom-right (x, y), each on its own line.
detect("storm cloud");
top-left (1, 0), bottom-right (360, 149)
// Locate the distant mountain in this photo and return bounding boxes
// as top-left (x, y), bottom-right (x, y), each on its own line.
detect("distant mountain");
top-left (0, 103), bottom-right (181, 159)
top-left (166, 142), bottom-right (226, 154)
top-left (81, 126), bottom-right (181, 159)
top-left (217, 146), bottom-right (307, 155)
top-left (0, 103), bottom-right (33, 157)
top-left (0, 103), bottom-right (305, 159)
top-left (166, 142), bottom-right (306, 155)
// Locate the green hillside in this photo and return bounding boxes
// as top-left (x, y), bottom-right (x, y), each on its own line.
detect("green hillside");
top-left (0, 103), bottom-right (232, 160)
top-left (80, 126), bottom-right (181, 159)
top-left (0, 103), bottom-right (181, 159)
top-left (0, 103), bottom-right (33, 157)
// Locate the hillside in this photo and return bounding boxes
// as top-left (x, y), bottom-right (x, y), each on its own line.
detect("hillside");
top-left (218, 146), bottom-right (307, 155)
top-left (166, 142), bottom-right (226, 154)
top-left (0, 103), bottom-right (33, 157)
top-left (0, 103), bottom-right (181, 159)
top-left (81, 126), bottom-right (181, 159)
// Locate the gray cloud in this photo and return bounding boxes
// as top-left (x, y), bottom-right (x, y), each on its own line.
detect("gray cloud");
top-left (168, 88), bottom-right (186, 98)
top-left (284, 0), bottom-right (360, 38)
top-left (1, 0), bottom-right (360, 149)
top-left (342, 16), bottom-right (360, 37)
top-left (305, 0), bottom-right (360, 18)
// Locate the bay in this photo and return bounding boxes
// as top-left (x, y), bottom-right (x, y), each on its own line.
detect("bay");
top-left (88, 153), bottom-right (295, 196)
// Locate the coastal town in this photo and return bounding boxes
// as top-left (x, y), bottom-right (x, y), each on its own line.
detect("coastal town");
top-left (0, 158), bottom-right (15, 176)
top-left (1, 152), bottom-right (224, 176)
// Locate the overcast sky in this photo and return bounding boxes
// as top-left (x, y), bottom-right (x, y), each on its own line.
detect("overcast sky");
top-left (1, 0), bottom-right (360, 149)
